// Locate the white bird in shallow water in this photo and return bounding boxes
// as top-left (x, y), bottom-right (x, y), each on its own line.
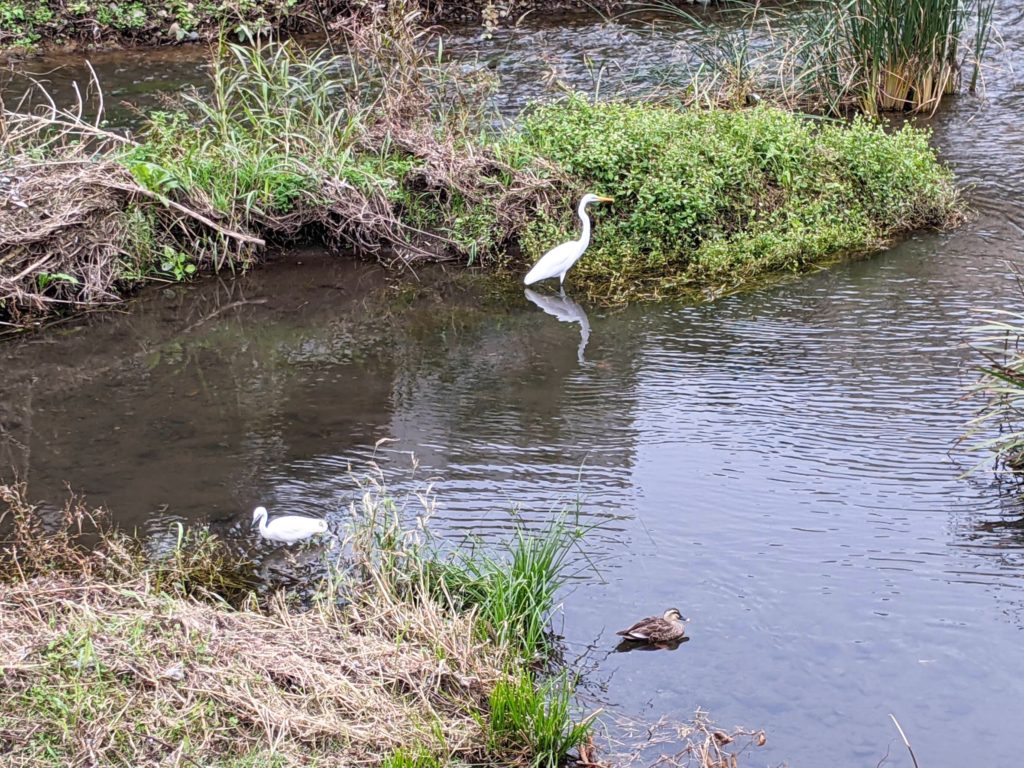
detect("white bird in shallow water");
top-left (524, 193), bottom-right (613, 287)
top-left (251, 506), bottom-right (328, 545)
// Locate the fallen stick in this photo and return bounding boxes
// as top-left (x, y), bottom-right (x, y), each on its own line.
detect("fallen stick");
top-left (109, 182), bottom-right (266, 247)
top-left (888, 714), bottom-right (920, 768)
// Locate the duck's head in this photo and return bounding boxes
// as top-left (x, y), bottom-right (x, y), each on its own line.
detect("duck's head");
top-left (664, 608), bottom-right (688, 622)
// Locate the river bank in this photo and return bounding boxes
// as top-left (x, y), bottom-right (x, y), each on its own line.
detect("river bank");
top-left (0, 479), bottom-right (768, 767)
top-left (0, 480), bottom-right (592, 766)
top-left (0, 7), bottom-right (962, 329)
top-left (0, 0), bottom-right (610, 53)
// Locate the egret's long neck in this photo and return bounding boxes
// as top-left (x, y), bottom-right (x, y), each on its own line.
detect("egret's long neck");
top-left (577, 199), bottom-right (592, 250)
top-left (257, 512), bottom-right (268, 535)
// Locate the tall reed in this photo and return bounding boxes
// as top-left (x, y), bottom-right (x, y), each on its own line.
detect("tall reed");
top-left (649, 0), bottom-right (995, 115)
top-left (842, 0), bottom-right (994, 114)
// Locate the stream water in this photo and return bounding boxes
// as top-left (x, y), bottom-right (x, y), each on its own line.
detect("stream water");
top-left (3, 6), bottom-right (1024, 767)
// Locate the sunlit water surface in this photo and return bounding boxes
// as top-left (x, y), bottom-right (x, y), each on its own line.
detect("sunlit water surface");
top-left (3, 6), bottom-right (1024, 767)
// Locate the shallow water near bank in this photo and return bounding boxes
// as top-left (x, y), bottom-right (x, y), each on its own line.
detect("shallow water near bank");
top-left (4, 5), bottom-right (1024, 767)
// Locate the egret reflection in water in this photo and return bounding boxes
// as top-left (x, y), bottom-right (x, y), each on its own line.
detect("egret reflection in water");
top-left (524, 288), bottom-right (592, 364)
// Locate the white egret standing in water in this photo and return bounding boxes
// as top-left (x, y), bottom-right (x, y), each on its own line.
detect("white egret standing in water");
top-left (252, 506), bottom-right (328, 545)
top-left (524, 193), bottom-right (613, 287)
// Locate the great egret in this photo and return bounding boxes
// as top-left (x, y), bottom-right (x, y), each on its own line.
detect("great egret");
top-left (524, 193), bottom-right (613, 286)
top-left (251, 506), bottom-right (328, 545)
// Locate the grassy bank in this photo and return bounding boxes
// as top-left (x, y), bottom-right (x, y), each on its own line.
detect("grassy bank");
top-left (0, 8), bottom-right (962, 326)
top-left (0, 480), bottom-right (596, 766)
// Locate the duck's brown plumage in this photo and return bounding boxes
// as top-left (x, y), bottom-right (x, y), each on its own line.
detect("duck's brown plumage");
top-left (615, 608), bottom-right (687, 643)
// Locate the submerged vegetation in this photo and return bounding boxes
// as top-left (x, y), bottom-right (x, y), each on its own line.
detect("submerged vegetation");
top-left (0, 479), bottom-right (597, 766)
top-left (0, 5), bottom-right (962, 326)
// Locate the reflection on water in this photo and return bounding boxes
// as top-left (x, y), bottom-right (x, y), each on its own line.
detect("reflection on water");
top-left (614, 637), bottom-right (689, 654)
top-left (524, 288), bottom-right (591, 364)
top-left (3, 4), bottom-right (1024, 767)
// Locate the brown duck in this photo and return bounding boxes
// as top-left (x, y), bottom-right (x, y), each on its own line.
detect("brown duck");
top-left (616, 608), bottom-right (688, 643)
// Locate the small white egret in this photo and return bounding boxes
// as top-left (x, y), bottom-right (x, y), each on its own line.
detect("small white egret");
top-left (524, 193), bottom-right (613, 286)
top-left (251, 506), bottom-right (328, 545)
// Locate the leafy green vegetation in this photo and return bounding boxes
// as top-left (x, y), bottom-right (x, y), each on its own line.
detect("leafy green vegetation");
top-left (515, 97), bottom-right (959, 295)
top-left (117, 55), bottom-right (959, 300)
top-left (0, 0), bottom-right (310, 50)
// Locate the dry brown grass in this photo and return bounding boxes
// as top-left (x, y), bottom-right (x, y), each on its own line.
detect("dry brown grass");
top-left (587, 711), bottom-right (769, 768)
top-left (0, 576), bottom-right (499, 766)
top-left (0, 81), bottom-right (263, 328)
top-left (0, 482), bottom-right (507, 766)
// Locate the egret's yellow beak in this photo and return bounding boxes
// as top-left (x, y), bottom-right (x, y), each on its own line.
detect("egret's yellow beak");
top-left (596, 195), bottom-right (614, 202)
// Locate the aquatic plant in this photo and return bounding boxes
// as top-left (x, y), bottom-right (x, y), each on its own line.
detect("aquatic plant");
top-left (965, 309), bottom-right (1024, 473)
top-left (651, 0), bottom-right (995, 116)
top-left (844, 0), bottom-right (995, 114)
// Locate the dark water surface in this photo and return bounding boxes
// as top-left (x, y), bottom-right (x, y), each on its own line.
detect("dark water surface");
top-left (4, 7), bottom-right (1024, 768)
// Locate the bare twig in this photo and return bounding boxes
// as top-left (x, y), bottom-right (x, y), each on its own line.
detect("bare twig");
top-left (889, 714), bottom-right (921, 768)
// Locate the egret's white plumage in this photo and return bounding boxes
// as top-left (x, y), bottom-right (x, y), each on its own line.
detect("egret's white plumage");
top-left (524, 193), bottom-right (613, 286)
top-left (252, 506), bottom-right (328, 545)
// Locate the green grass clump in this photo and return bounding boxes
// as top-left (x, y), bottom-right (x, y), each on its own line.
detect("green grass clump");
top-left (381, 747), bottom-right (444, 768)
top-left (349, 485), bottom-right (586, 660)
top-left (347, 481), bottom-right (595, 765)
top-left (514, 96), bottom-right (960, 296)
top-left (425, 521), bottom-right (580, 659)
top-left (488, 672), bottom-right (594, 768)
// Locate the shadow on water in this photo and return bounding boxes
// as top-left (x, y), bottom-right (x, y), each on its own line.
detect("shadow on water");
top-left (4, 5), bottom-right (1024, 767)
top-left (614, 637), bottom-right (690, 653)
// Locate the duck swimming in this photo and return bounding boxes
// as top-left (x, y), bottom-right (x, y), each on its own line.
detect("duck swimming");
top-left (616, 608), bottom-right (688, 643)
